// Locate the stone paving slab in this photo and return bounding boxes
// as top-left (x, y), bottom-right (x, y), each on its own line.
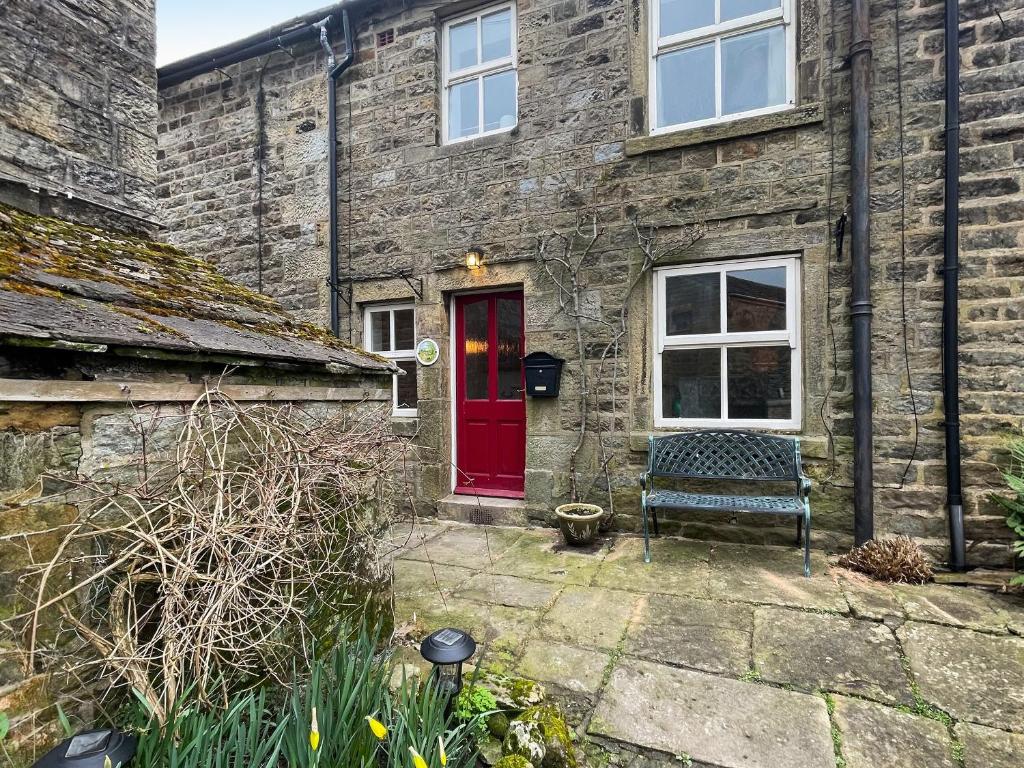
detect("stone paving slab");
top-left (518, 638), bottom-right (610, 694)
top-left (384, 520), bottom-right (449, 556)
top-left (837, 573), bottom-right (906, 621)
top-left (593, 536), bottom-right (711, 597)
top-left (893, 583), bottom-right (1020, 633)
top-left (955, 722), bottom-right (1024, 768)
top-left (393, 558), bottom-right (477, 597)
top-left (625, 594), bottom-right (753, 677)
top-left (898, 621), bottom-right (1024, 732)
top-left (753, 606), bottom-right (914, 705)
top-left (453, 572), bottom-right (563, 610)
top-left (489, 528), bottom-right (611, 585)
top-left (589, 659), bottom-right (835, 768)
top-left (400, 524), bottom-right (524, 569)
top-left (832, 695), bottom-right (955, 768)
top-left (707, 543), bottom-right (847, 613)
top-left (396, 595), bottom-right (539, 666)
top-left (539, 585), bottom-right (641, 650)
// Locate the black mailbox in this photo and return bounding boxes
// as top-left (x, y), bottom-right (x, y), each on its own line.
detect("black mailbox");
top-left (523, 352), bottom-right (564, 397)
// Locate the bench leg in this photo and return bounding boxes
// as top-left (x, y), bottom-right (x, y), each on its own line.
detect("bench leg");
top-left (652, 508), bottom-right (659, 537)
top-left (642, 502), bottom-right (652, 564)
top-left (802, 506), bottom-right (812, 578)
top-left (795, 514), bottom-right (803, 546)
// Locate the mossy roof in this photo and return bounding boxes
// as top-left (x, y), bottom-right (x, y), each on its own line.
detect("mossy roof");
top-left (0, 202), bottom-right (393, 373)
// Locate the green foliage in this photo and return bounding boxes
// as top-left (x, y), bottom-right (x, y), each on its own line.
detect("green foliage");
top-left (453, 685), bottom-right (497, 723)
top-left (992, 434), bottom-right (1024, 585)
top-left (130, 623), bottom-right (481, 768)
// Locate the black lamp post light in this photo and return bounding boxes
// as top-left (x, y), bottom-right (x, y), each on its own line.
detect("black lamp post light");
top-left (33, 729), bottom-right (136, 768)
top-left (419, 627), bottom-right (476, 704)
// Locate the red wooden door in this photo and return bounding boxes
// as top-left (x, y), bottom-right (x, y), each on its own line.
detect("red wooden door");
top-left (454, 290), bottom-right (526, 498)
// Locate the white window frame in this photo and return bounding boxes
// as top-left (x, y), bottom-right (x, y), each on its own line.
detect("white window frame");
top-left (364, 303), bottom-right (418, 417)
top-left (441, 2), bottom-right (518, 145)
top-left (653, 255), bottom-right (802, 430)
top-left (649, 0), bottom-right (796, 135)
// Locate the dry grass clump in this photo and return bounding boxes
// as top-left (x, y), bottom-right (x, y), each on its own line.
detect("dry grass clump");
top-left (838, 536), bottom-right (934, 584)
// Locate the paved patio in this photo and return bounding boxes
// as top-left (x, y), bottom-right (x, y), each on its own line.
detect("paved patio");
top-left (389, 521), bottom-right (1024, 768)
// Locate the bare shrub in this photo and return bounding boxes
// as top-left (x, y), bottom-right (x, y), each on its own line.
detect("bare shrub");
top-left (837, 536), bottom-right (934, 584)
top-left (6, 389), bottom-right (407, 722)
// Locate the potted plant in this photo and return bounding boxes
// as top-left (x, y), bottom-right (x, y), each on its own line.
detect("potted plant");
top-left (554, 503), bottom-right (605, 546)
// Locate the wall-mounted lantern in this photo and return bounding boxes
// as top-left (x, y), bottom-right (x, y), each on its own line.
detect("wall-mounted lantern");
top-left (33, 730), bottom-right (136, 768)
top-left (465, 246), bottom-right (484, 270)
top-left (419, 627), bottom-right (476, 703)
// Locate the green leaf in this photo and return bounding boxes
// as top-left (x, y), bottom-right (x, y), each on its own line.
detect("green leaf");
top-left (0, 711), bottom-right (10, 741)
top-left (56, 703), bottom-right (73, 737)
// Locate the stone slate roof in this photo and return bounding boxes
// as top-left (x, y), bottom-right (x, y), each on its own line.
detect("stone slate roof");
top-left (0, 202), bottom-right (392, 373)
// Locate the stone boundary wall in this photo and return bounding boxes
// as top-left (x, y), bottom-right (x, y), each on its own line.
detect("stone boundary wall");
top-left (0, 350), bottom-right (391, 761)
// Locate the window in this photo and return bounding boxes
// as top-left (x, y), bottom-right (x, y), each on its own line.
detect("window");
top-left (442, 3), bottom-right (518, 144)
top-left (650, 0), bottom-right (794, 134)
top-left (653, 256), bottom-right (801, 429)
top-left (364, 304), bottom-right (418, 416)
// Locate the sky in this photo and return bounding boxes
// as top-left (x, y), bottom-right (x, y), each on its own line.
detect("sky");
top-left (156, 0), bottom-right (335, 66)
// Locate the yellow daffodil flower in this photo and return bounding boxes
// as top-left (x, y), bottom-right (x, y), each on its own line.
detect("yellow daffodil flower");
top-left (103, 757), bottom-right (112, 768)
top-left (365, 715), bottom-right (388, 740)
top-left (409, 746), bottom-right (428, 768)
top-left (438, 735), bottom-right (447, 767)
top-left (309, 707), bottom-right (320, 751)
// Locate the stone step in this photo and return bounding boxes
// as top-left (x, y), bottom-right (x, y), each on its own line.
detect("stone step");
top-left (436, 493), bottom-right (532, 527)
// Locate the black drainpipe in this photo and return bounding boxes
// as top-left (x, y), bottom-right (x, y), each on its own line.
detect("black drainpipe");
top-left (850, 0), bottom-right (874, 546)
top-left (943, 0), bottom-right (966, 571)
top-left (322, 11), bottom-right (355, 338)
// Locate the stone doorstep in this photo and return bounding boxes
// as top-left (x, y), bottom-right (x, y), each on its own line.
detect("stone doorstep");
top-left (437, 493), bottom-right (534, 526)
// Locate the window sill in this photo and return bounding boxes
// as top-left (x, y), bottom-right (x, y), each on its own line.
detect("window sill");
top-left (625, 103), bottom-right (824, 157)
top-left (390, 416), bottom-right (419, 437)
top-left (438, 125), bottom-right (518, 155)
top-left (629, 427), bottom-right (802, 452)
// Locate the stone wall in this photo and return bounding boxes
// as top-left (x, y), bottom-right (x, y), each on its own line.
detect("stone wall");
top-left (0, 348), bottom-right (391, 762)
top-left (0, 0), bottom-right (157, 233)
top-left (157, 0), bottom-right (1024, 568)
top-left (0, 0), bottom-right (159, 232)
top-left (157, 38), bottom-right (335, 322)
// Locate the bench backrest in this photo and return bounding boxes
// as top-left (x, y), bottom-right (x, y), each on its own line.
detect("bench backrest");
top-left (648, 430), bottom-right (800, 482)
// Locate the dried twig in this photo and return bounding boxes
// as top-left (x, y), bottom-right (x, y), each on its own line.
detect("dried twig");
top-left (6, 388), bottom-right (407, 721)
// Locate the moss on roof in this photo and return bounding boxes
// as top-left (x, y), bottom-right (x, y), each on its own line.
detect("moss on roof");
top-left (0, 202), bottom-right (392, 372)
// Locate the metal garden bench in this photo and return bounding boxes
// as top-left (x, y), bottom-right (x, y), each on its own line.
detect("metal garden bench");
top-left (639, 430), bottom-right (813, 577)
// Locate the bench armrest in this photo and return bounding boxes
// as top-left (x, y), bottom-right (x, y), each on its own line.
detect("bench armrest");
top-left (639, 472), bottom-right (649, 491)
top-left (799, 474), bottom-right (812, 498)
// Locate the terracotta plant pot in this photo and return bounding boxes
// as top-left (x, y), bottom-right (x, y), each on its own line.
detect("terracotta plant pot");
top-left (555, 503), bottom-right (605, 546)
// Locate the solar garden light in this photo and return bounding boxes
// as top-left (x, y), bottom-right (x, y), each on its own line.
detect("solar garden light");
top-left (32, 729), bottom-right (136, 768)
top-left (419, 627), bottom-right (476, 704)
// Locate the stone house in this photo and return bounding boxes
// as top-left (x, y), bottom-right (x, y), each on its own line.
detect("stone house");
top-left (0, 0), bottom-right (394, 755)
top-left (156, 0), bottom-right (1023, 569)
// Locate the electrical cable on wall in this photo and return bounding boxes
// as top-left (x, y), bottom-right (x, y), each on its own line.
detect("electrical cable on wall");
top-left (255, 57), bottom-right (269, 295)
top-left (894, 0), bottom-right (921, 487)
top-left (819, 0), bottom-right (921, 491)
top-left (818, 0), bottom-right (841, 481)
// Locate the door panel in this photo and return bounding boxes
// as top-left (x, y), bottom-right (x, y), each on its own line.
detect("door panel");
top-left (455, 291), bottom-right (526, 497)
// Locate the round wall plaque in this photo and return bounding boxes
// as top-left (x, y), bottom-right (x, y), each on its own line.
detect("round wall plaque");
top-left (416, 338), bottom-right (439, 366)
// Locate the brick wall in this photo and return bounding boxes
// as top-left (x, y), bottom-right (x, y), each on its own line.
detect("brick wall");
top-left (157, 0), bottom-right (1024, 568)
top-left (0, 0), bottom-right (158, 230)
